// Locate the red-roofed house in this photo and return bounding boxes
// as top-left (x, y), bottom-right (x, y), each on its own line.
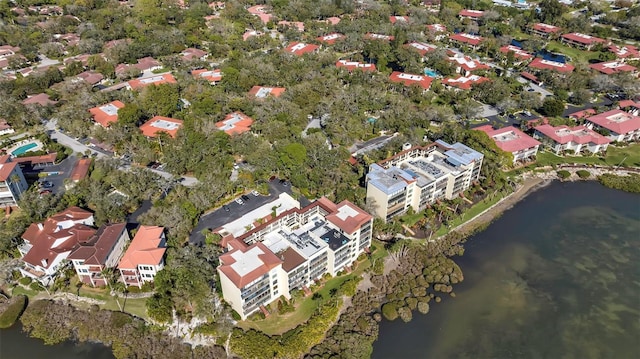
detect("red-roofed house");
top-left (75, 71), bottom-right (104, 86)
top-left (500, 45), bottom-right (533, 61)
top-left (140, 116), bottom-right (183, 138)
top-left (568, 108), bottom-right (596, 120)
top-left (278, 21), bottom-right (305, 32)
top-left (0, 155), bottom-right (28, 208)
top-left (19, 207), bottom-right (95, 285)
top-left (531, 23), bottom-right (561, 38)
top-left (22, 93), bottom-right (57, 106)
top-left (448, 53), bottom-right (490, 76)
top-left (216, 112), bottom-right (253, 135)
top-left (585, 110), bottom-right (640, 142)
top-left (389, 71), bottom-right (433, 90)
top-left (284, 42), bottom-right (319, 56)
top-left (449, 33), bottom-right (483, 50)
top-left (365, 33), bottom-right (394, 41)
top-left (336, 60), bottom-right (377, 72)
top-left (317, 33), bottom-right (345, 45)
top-left (561, 33), bottom-right (608, 50)
top-left (442, 75), bottom-right (489, 90)
top-left (247, 5), bottom-right (273, 24)
top-left (134, 57), bottom-right (162, 72)
top-left (192, 68), bottom-right (222, 84)
top-left (528, 58), bottom-right (575, 73)
top-left (405, 42), bottom-right (438, 56)
top-left (248, 86), bottom-right (286, 98)
top-left (69, 158), bottom-right (91, 184)
top-left (459, 9), bottom-right (484, 20)
top-left (118, 225), bottom-right (166, 288)
top-left (426, 24), bottom-right (447, 33)
top-left (534, 124), bottom-right (610, 155)
top-left (608, 45), bottom-right (640, 61)
top-left (520, 71), bottom-right (543, 86)
top-left (68, 223), bottom-right (129, 287)
top-left (181, 48), bottom-right (208, 61)
top-left (243, 30), bottom-right (263, 41)
top-left (326, 17), bottom-right (341, 25)
top-left (589, 61), bottom-right (637, 75)
top-left (127, 73), bottom-right (177, 90)
top-left (390, 15), bottom-right (410, 24)
top-left (218, 196), bottom-right (372, 319)
top-left (89, 100), bottom-right (125, 127)
top-left (476, 125), bottom-right (541, 163)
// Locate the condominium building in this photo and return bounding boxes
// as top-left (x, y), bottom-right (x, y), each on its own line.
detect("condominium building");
top-left (0, 155), bottom-right (28, 208)
top-left (118, 225), bottom-right (167, 288)
top-left (217, 197), bottom-right (373, 319)
top-left (366, 140), bottom-right (483, 222)
top-left (476, 125), bottom-right (541, 164)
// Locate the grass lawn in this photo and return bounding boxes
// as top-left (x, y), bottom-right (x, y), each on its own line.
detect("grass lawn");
top-left (534, 143), bottom-right (640, 168)
top-left (400, 211), bottom-right (426, 227)
top-left (435, 191), bottom-right (507, 237)
top-left (78, 285), bottom-right (149, 319)
top-left (237, 244), bottom-right (387, 335)
top-left (545, 41), bottom-right (600, 65)
top-left (11, 286), bottom-right (39, 297)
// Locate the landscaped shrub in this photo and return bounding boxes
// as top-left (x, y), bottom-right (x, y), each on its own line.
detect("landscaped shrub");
top-left (557, 170), bottom-right (571, 179)
top-left (29, 282), bottom-right (42, 292)
top-left (576, 170), bottom-right (591, 179)
top-left (18, 277), bottom-right (32, 286)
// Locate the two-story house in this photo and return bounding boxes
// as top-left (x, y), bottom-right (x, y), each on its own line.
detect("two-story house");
top-left (68, 223), bottom-right (129, 287)
top-left (118, 225), bottom-right (167, 288)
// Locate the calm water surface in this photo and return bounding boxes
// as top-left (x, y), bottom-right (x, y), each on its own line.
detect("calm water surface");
top-left (373, 181), bottom-right (640, 359)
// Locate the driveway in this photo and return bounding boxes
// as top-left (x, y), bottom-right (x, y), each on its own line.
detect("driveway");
top-left (189, 180), bottom-right (295, 245)
top-left (479, 104), bottom-right (498, 118)
top-left (44, 119), bottom-right (107, 158)
top-left (517, 77), bottom-right (553, 98)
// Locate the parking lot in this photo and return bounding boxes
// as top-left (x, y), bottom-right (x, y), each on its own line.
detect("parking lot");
top-left (23, 155), bottom-right (78, 195)
top-left (189, 179), bottom-right (302, 245)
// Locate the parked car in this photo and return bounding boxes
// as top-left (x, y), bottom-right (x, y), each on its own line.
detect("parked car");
top-left (241, 195), bottom-right (250, 201)
top-left (223, 205), bottom-right (230, 212)
top-left (235, 198), bottom-right (244, 205)
top-left (40, 181), bottom-right (53, 188)
top-left (252, 190), bottom-right (260, 196)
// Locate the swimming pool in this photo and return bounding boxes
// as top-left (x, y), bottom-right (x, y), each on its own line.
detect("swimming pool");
top-left (424, 68), bottom-right (438, 77)
top-left (11, 142), bottom-right (38, 156)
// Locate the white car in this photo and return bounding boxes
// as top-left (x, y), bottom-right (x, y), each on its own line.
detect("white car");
top-left (235, 198), bottom-right (244, 205)
top-left (252, 190), bottom-right (260, 196)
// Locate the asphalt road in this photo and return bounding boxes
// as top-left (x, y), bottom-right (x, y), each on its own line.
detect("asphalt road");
top-left (189, 180), bottom-right (297, 245)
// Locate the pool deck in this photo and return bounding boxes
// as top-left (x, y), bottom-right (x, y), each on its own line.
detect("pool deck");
top-left (6, 139), bottom-right (43, 157)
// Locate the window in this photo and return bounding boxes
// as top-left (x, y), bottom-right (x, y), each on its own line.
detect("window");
top-left (79, 268), bottom-right (88, 273)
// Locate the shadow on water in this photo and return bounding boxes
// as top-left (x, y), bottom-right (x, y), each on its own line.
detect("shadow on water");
top-left (373, 182), bottom-right (640, 359)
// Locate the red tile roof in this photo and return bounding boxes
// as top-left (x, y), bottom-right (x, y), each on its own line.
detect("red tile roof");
top-left (499, 45), bottom-right (533, 60)
top-left (618, 100), bottom-right (640, 109)
top-left (248, 86), bottom-right (286, 98)
top-left (76, 71), bottom-right (104, 85)
top-left (278, 246), bottom-right (306, 272)
top-left (118, 225), bottom-right (166, 270)
top-left (561, 33), bottom-right (607, 46)
top-left (127, 73), bottom-right (177, 90)
top-left (567, 108), bottom-right (596, 119)
top-left (216, 111), bottom-right (253, 135)
top-left (317, 33), bottom-right (345, 45)
top-left (278, 21), bottom-right (305, 32)
top-left (192, 68), bottom-right (222, 83)
top-left (69, 158), bottom-right (91, 182)
top-left (181, 48), bottom-right (208, 60)
top-left (284, 42), bottom-right (319, 56)
top-left (68, 222), bottom-right (127, 265)
top-left (532, 23), bottom-right (561, 34)
top-left (405, 42), bottom-right (438, 56)
top-left (589, 61), bottom-right (637, 75)
top-left (476, 125), bottom-right (541, 153)
top-left (442, 75), bottom-right (489, 90)
top-left (426, 24), bottom-right (447, 32)
top-left (247, 5), bottom-right (272, 23)
top-left (134, 56), bottom-right (161, 71)
top-left (390, 15), bottom-right (410, 24)
top-left (139, 116), bottom-right (183, 138)
top-left (0, 160), bottom-right (18, 182)
top-left (11, 153), bottom-right (57, 166)
top-left (22, 93), bottom-right (57, 106)
top-left (520, 71), bottom-right (540, 83)
top-left (535, 124), bottom-right (611, 145)
top-left (608, 45), bottom-right (640, 59)
top-left (459, 9), bottom-right (484, 18)
top-left (89, 100), bottom-right (125, 127)
top-left (449, 33), bottom-right (483, 46)
top-left (448, 53), bottom-right (490, 73)
top-left (586, 110), bottom-right (640, 135)
top-left (528, 58), bottom-right (575, 73)
top-left (365, 33), bottom-right (394, 41)
top-left (336, 59), bottom-right (377, 72)
top-left (218, 241), bottom-right (282, 288)
top-left (389, 71), bottom-right (433, 89)
top-left (325, 200), bottom-right (373, 235)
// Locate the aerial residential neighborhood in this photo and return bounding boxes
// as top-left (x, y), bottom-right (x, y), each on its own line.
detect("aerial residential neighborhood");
top-left (0, 0), bottom-right (638, 358)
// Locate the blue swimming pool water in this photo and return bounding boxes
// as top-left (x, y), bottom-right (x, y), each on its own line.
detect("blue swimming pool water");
top-left (11, 142), bottom-right (38, 156)
top-left (424, 68), bottom-right (438, 77)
